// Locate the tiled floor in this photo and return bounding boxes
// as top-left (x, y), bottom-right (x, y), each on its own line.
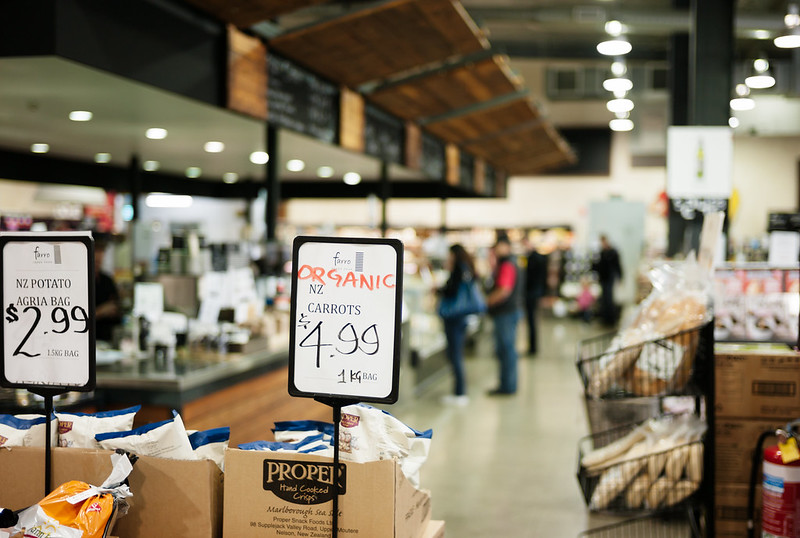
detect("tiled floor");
top-left (388, 316), bottom-right (625, 537)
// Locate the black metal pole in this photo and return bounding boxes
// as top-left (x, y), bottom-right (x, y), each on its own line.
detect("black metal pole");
top-left (44, 393), bottom-right (53, 495)
top-left (379, 161), bottom-right (389, 238)
top-left (331, 404), bottom-right (341, 538)
top-left (266, 125), bottom-right (280, 242)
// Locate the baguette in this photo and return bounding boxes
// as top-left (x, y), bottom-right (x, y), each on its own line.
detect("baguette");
top-left (625, 473), bottom-right (652, 509)
top-left (646, 477), bottom-right (673, 508)
top-left (685, 443), bottom-right (703, 482)
top-left (582, 426), bottom-right (649, 470)
top-left (589, 458), bottom-right (647, 511)
top-left (665, 480), bottom-right (699, 506)
top-left (665, 445), bottom-right (691, 481)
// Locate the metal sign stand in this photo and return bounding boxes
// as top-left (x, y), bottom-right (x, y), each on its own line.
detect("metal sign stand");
top-left (315, 397), bottom-right (358, 538)
top-left (29, 387), bottom-right (66, 495)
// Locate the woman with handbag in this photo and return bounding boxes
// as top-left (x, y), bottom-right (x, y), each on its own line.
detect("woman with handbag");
top-left (438, 243), bottom-right (483, 406)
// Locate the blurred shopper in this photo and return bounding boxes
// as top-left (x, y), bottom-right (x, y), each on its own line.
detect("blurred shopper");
top-left (592, 234), bottom-right (623, 326)
top-left (524, 242), bottom-right (547, 356)
top-left (438, 244), bottom-right (478, 405)
top-left (95, 240), bottom-right (121, 342)
top-left (576, 276), bottom-right (596, 323)
top-left (487, 235), bottom-right (521, 395)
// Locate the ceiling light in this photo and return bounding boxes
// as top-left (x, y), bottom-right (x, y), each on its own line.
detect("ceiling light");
top-left (609, 118), bottom-right (634, 132)
top-left (69, 110), bottom-right (92, 122)
top-left (343, 172), bottom-right (362, 186)
top-left (94, 152), bottom-right (111, 163)
top-left (728, 117), bottom-right (740, 128)
top-left (143, 160), bottom-right (160, 172)
top-left (186, 167), bottom-right (202, 178)
top-left (735, 83), bottom-right (750, 97)
top-left (145, 128), bottom-right (168, 140)
top-left (604, 20), bottom-right (623, 37)
top-left (317, 166), bottom-right (335, 178)
top-left (597, 38), bottom-right (631, 56)
top-left (614, 111), bottom-right (630, 119)
top-left (776, 3), bottom-right (800, 48)
top-left (753, 29), bottom-right (771, 40)
top-left (203, 141), bottom-right (225, 153)
top-left (249, 151), bottom-right (269, 164)
top-left (223, 172), bottom-right (239, 184)
top-left (612, 89), bottom-right (628, 99)
top-left (730, 97), bottom-right (755, 111)
top-left (286, 159), bottom-right (305, 172)
top-left (603, 77), bottom-right (633, 93)
top-left (745, 58), bottom-right (775, 89)
top-left (145, 193), bottom-right (193, 208)
top-left (610, 60), bottom-right (627, 76)
top-left (31, 143), bottom-right (49, 154)
top-left (606, 98), bottom-right (634, 113)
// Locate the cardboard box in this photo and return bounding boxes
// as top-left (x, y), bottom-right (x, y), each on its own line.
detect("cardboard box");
top-left (421, 520), bottom-right (445, 538)
top-left (223, 449), bottom-right (431, 537)
top-left (715, 483), bottom-right (762, 538)
top-left (715, 418), bottom-right (789, 484)
top-left (0, 447), bottom-right (222, 538)
top-left (715, 345), bottom-right (800, 419)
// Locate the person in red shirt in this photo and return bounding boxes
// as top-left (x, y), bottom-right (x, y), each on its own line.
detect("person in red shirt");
top-left (486, 235), bottom-right (521, 395)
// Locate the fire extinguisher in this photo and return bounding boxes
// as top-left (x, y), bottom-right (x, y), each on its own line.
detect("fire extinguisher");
top-left (748, 421), bottom-right (800, 538)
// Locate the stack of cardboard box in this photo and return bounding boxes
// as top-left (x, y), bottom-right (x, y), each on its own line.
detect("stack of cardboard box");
top-left (714, 343), bottom-right (800, 537)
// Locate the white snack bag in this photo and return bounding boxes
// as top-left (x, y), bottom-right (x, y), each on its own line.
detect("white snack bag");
top-left (95, 412), bottom-right (196, 460)
top-left (56, 405), bottom-right (140, 448)
top-left (0, 414), bottom-right (57, 447)
top-left (338, 404), bottom-right (432, 488)
top-left (189, 427), bottom-right (230, 471)
top-left (13, 506), bottom-right (83, 538)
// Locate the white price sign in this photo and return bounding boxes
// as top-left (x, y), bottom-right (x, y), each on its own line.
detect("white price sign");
top-left (289, 237), bottom-right (403, 403)
top-left (0, 233), bottom-right (95, 391)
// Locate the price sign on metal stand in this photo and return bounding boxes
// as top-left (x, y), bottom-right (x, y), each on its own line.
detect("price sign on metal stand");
top-left (289, 236), bottom-right (403, 404)
top-left (0, 232), bottom-right (95, 496)
top-left (0, 232), bottom-right (96, 391)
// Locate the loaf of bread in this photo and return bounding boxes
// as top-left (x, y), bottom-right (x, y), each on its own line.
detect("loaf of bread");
top-left (646, 476), bottom-right (673, 508)
top-left (665, 444), bottom-right (691, 480)
top-left (582, 423), bottom-right (650, 470)
top-left (686, 443), bottom-right (703, 482)
top-left (589, 458), bottom-right (647, 510)
top-left (625, 473), bottom-right (652, 509)
top-left (664, 479), bottom-right (699, 506)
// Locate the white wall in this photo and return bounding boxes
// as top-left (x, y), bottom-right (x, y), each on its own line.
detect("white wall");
top-left (284, 133), bottom-right (800, 249)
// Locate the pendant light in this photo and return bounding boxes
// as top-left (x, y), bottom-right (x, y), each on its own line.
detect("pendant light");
top-left (775, 3), bottom-right (800, 48)
top-left (597, 20), bottom-right (632, 56)
top-left (730, 83), bottom-right (755, 111)
top-left (744, 58), bottom-right (775, 89)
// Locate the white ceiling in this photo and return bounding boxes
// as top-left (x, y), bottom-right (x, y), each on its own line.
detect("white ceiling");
top-left (0, 56), bottom-right (423, 187)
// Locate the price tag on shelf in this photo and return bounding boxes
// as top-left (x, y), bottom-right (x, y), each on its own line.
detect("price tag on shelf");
top-left (289, 236), bottom-right (403, 404)
top-left (0, 232), bottom-right (95, 391)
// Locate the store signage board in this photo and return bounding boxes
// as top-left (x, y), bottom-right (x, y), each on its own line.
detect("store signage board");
top-left (0, 232), bottom-right (95, 391)
top-left (289, 236), bottom-right (403, 404)
top-left (667, 126), bottom-right (733, 198)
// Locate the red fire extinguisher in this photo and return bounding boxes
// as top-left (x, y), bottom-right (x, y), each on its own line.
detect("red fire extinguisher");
top-left (749, 422), bottom-right (800, 538)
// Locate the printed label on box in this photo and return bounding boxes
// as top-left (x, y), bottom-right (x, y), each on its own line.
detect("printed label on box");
top-left (263, 459), bottom-right (346, 505)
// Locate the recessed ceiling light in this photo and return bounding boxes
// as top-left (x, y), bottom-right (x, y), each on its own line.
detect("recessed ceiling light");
top-left (728, 117), bottom-right (740, 128)
top-left (753, 29), bottom-right (771, 40)
top-left (146, 193), bottom-right (193, 208)
top-left (604, 20), bottom-right (623, 37)
top-left (186, 167), bottom-right (202, 178)
top-left (223, 172), bottom-right (239, 184)
top-left (249, 151), bottom-right (269, 164)
top-left (204, 141), bottom-right (225, 153)
top-left (69, 110), bottom-right (93, 122)
top-left (145, 128), bottom-right (168, 140)
top-left (143, 160), bottom-right (160, 172)
top-left (317, 166), bottom-right (335, 178)
top-left (606, 98), bottom-right (634, 113)
top-left (343, 172), bottom-right (362, 186)
top-left (610, 61), bottom-right (627, 77)
top-left (609, 118), bottom-right (634, 132)
top-left (31, 143), bottom-right (49, 154)
top-left (286, 159), bottom-right (306, 172)
top-left (94, 152), bottom-right (111, 163)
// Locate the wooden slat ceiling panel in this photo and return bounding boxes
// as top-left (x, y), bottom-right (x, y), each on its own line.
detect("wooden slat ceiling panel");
top-left (184, 0), bottom-right (331, 28)
top-left (368, 56), bottom-right (520, 121)
top-left (269, 0), bottom-right (488, 88)
top-left (423, 98), bottom-right (539, 145)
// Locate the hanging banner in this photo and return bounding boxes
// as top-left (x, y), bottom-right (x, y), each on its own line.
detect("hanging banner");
top-left (0, 232), bottom-right (95, 391)
top-left (289, 236), bottom-right (403, 404)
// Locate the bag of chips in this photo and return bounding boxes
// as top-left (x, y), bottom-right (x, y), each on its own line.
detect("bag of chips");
top-left (189, 426), bottom-right (230, 470)
top-left (56, 406), bottom-right (140, 448)
top-left (95, 413), bottom-right (195, 460)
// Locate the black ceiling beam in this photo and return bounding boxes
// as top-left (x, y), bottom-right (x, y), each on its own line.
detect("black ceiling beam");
top-left (280, 181), bottom-right (487, 199)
